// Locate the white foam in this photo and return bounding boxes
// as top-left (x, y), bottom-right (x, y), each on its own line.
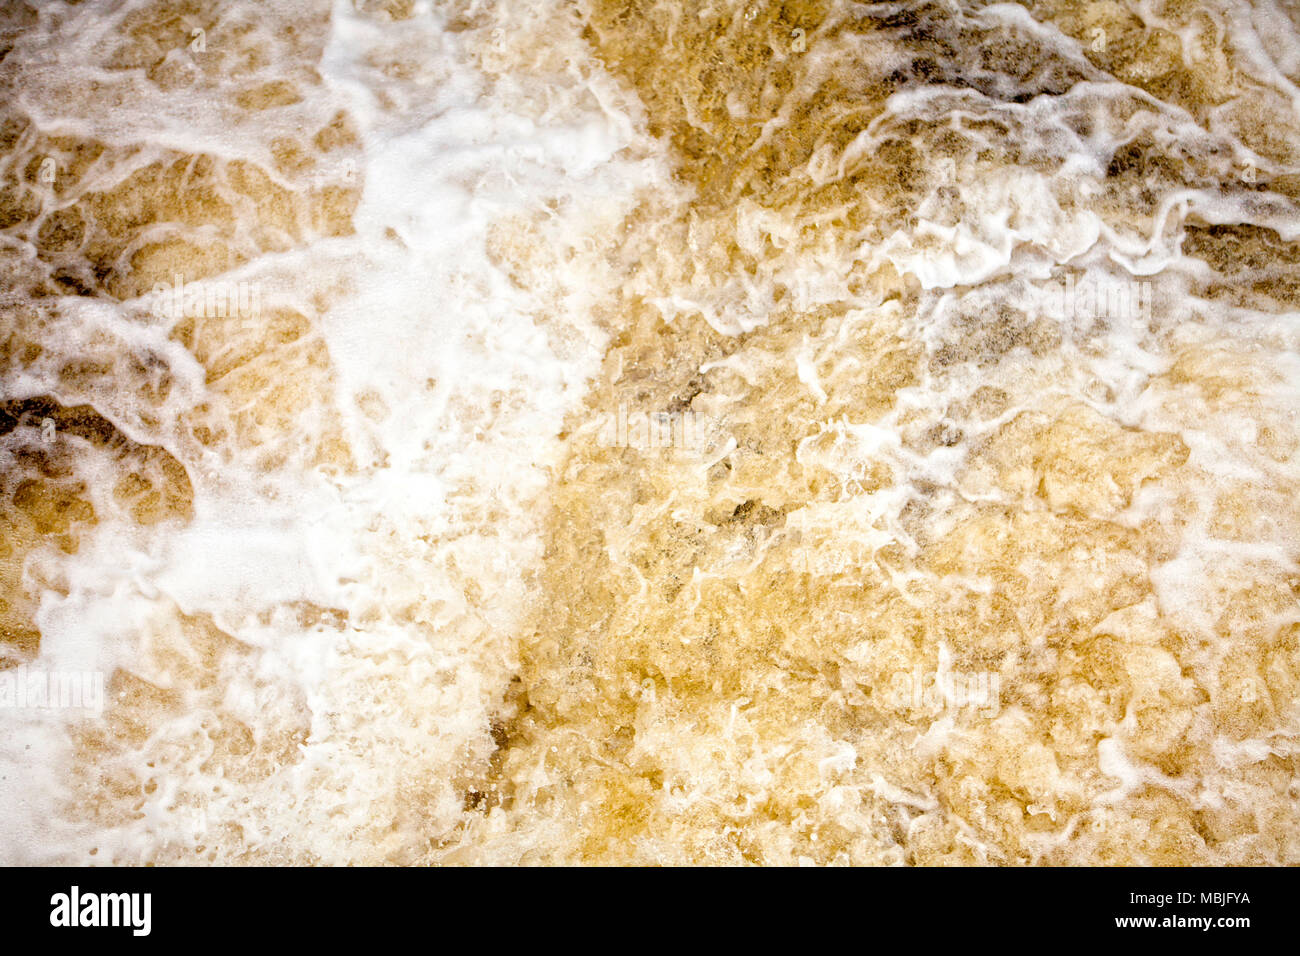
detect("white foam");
top-left (0, 0), bottom-right (669, 864)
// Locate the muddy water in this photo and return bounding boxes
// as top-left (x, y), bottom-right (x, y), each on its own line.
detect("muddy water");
top-left (0, 0), bottom-right (1297, 865)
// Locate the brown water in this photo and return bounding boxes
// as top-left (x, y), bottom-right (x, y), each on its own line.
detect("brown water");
top-left (1, 0), bottom-right (1298, 865)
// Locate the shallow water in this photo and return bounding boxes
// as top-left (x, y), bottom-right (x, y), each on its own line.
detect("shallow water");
top-left (0, 0), bottom-right (1297, 865)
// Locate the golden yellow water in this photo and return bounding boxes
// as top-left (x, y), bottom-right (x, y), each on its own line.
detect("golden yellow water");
top-left (1, 0), bottom-right (1297, 864)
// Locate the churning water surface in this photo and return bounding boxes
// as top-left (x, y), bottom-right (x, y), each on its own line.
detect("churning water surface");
top-left (0, 0), bottom-right (1298, 865)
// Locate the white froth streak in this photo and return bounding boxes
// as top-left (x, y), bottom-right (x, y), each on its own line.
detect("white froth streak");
top-left (0, 0), bottom-right (666, 863)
